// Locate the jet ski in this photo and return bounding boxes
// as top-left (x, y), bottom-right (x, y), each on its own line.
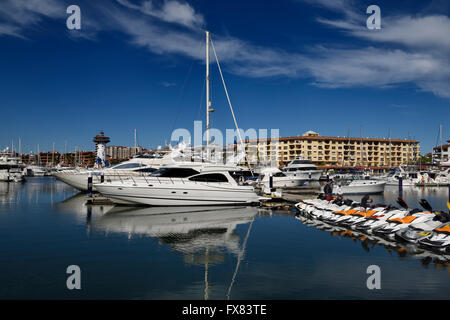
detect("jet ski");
top-left (418, 222), bottom-right (450, 252)
top-left (395, 199), bottom-right (450, 244)
top-left (338, 205), bottom-right (388, 228)
top-left (372, 209), bottom-right (435, 239)
top-left (353, 198), bottom-right (410, 234)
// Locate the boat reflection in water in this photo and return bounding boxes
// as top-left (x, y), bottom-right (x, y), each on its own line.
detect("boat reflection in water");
top-left (58, 200), bottom-right (258, 300)
top-left (0, 177), bottom-right (76, 206)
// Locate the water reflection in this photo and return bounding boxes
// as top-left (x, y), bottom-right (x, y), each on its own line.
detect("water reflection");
top-left (344, 185), bottom-right (449, 212)
top-left (0, 177), bottom-right (77, 206)
top-left (295, 211), bottom-right (450, 269)
top-left (55, 195), bottom-right (258, 299)
top-left (99, 206), bottom-right (258, 300)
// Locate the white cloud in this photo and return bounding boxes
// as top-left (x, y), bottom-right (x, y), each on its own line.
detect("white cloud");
top-left (0, 0), bottom-right (449, 99)
top-left (301, 46), bottom-right (450, 97)
top-left (116, 0), bottom-right (204, 30)
top-left (297, 1), bottom-right (450, 98)
top-left (91, 2), bottom-right (450, 98)
top-left (352, 15), bottom-right (450, 53)
top-left (0, 0), bottom-right (66, 37)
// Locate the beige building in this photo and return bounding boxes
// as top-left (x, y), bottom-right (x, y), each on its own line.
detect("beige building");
top-left (243, 131), bottom-right (420, 169)
top-left (106, 146), bottom-right (143, 160)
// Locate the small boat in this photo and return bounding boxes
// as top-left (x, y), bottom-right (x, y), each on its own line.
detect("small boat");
top-left (24, 165), bottom-right (48, 177)
top-left (385, 167), bottom-right (422, 186)
top-left (0, 154), bottom-right (25, 182)
top-left (257, 167), bottom-right (305, 189)
top-left (331, 176), bottom-right (386, 194)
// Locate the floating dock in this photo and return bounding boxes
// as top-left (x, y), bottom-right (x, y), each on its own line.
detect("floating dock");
top-left (86, 194), bottom-right (115, 205)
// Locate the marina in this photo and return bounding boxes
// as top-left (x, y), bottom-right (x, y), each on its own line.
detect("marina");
top-left (0, 177), bottom-right (449, 299)
top-left (1, 0), bottom-right (450, 305)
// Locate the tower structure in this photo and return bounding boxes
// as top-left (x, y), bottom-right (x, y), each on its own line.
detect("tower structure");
top-left (93, 131), bottom-right (110, 167)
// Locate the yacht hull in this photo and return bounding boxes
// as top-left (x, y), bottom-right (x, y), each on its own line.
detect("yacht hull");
top-left (333, 181), bottom-right (386, 194)
top-left (53, 171), bottom-right (145, 192)
top-left (94, 183), bottom-right (260, 206)
top-left (53, 172), bottom-right (98, 191)
top-left (285, 171), bottom-right (322, 181)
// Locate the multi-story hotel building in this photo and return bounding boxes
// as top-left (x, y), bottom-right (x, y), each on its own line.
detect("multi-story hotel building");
top-left (106, 146), bottom-right (143, 160)
top-left (243, 131), bottom-right (420, 169)
top-left (432, 140), bottom-right (449, 165)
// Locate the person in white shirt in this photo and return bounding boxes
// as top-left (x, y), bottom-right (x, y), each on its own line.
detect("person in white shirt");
top-left (336, 184), bottom-right (343, 200)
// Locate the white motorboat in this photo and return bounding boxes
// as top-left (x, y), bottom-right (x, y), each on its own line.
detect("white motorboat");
top-left (0, 154), bottom-right (25, 182)
top-left (283, 158), bottom-right (322, 181)
top-left (332, 176), bottom-right (386, 194)
top-left (24, 165), bottom-right (48, 177)
top-left (94, 162), bottom-right (260, 206)
top-left (385, 167), bottom-right (422, 186)
top-left (257, 167), bottom-right (304, 189)
top-left (426, 168), bottom-right (450, 186)
top-left (53, 143), bottom-right (188, 192)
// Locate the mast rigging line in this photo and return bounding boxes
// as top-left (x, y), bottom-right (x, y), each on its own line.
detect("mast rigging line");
top-left (210, 35), bottom-right (253, 173)
top-left (226, 218), bottom-right (254, 300)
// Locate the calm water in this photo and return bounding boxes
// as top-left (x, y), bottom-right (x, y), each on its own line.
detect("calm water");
top-left (0, 177), bottom-right (448, 300)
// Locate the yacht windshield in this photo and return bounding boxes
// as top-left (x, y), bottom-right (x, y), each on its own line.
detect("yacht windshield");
top-left (273, 172), bottom-right (286, 177)
top-left (111, 163), bottom-right (146, 170)
top-left (291, 160), bottom-right (313, 165)
top-left (288, 167), bottom-right (318, 171)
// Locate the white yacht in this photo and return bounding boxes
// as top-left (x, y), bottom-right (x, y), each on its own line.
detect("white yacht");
top-left (52, 148), bottom-right (184, 192)
top-left (283, 158), bottom-right (322, 181)
top-left (24, 165), bottom-right (48, 177)
top-left (257, 167), bottom-right (304, 189)
top-left (433, 168), bottom-right (450, 185)
top-left (94, 162), bottom-right (260, 206)
top-left (385, 167), bottom-right (422, 186)
top-left (332, 176), bottom-right (386, 194)
top-left (0, 154), bottom-right (25, 182)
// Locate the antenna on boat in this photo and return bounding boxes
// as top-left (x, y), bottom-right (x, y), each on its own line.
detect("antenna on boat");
top-left (440, 124), bottom-right (443, 164)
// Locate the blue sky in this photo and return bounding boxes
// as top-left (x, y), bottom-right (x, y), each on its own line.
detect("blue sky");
top-left (0, 0), bottom-right (449, 154)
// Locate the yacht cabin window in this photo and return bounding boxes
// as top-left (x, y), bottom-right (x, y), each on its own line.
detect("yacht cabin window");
top-left (134, 168), bottom-right (157, 173)
top-left (188, 173), bottom-right (229, 183)
top-left (111, 163), bottom-right (146, 169)
top-left (150, 168), bottom-right (200, 178)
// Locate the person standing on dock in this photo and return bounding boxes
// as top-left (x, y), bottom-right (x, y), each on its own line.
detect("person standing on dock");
top-left (324, 181), bottom-right (333, 200)
top-left (361, 194), bottom-right (373, 210)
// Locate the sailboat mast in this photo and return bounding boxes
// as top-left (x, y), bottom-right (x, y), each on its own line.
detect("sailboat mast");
top-left (440, 124), bottom-right (443, 163)
top-left (388, 129), bottom-right (392, 169)
top-left (205, 30), bottom-right (211, 153)
top-left (360, 125), bottom-right (363, 168)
